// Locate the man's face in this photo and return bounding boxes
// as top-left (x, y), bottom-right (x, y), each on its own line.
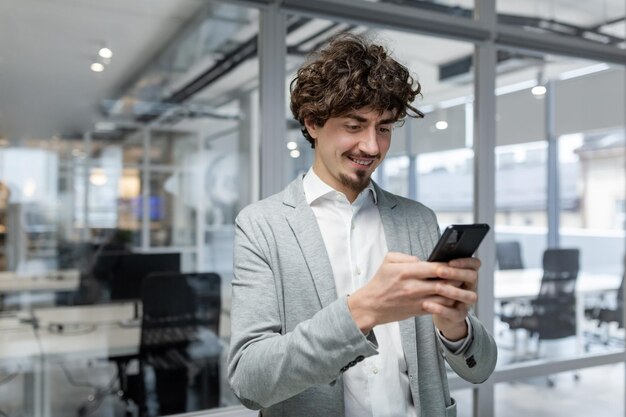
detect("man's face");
top-left (305, 107), bottom-right (394, 201)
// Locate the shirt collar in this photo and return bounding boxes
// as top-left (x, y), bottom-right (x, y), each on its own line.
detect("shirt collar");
top-left (302, 167), bottom-right (378, 206)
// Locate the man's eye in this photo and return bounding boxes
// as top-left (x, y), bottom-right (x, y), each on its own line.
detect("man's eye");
top-left (379, 126), bottom-right (392, 133)
top-left (346, 125), bottom-right (360, 130)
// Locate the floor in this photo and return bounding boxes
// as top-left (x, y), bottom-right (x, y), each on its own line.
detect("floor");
top-left (1, 329), bottom-right (624, 417)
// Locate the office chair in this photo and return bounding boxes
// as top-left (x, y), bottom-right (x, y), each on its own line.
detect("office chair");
top-left (585, 264), bottom-right (624, 348)
top-left (495, 241), bottom-right (524, 340)
top-left (496, 241), bottom-right (524, 270)
top-left (501, 248), bottom-right (580, 369)
top-left (132, 272), bottom-right (223, 415)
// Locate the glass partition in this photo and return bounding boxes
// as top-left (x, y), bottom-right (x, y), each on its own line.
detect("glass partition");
top-left (494, 51), bottom-right (626, 367)
top-left (0, 1), bottom-right (259, 416)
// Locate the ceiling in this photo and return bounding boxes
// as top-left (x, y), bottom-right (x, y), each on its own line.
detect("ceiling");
top-left (0, 0), bottom-right (623, 143)
top-left (0, 0), bottom-right (205, 140)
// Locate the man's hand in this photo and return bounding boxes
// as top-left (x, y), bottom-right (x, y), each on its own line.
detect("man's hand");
top-left (424, 257), bottom-right (480, 341)
top-left (347, 253), bottom-right (480, 338)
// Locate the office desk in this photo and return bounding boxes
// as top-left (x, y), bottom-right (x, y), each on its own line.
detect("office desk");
top-left (34, 302), bottom-right (139, 359)
top-left (494, 269), bottom-right (621, 353)
top-left (0, 269), bottom-right (80, 293)
top-left (31, 302), bottom-right (222, 417)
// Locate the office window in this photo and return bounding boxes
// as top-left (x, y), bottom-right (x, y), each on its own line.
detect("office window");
top-left (494, 53), bottom-right (626, 367)
top-left (497, 0), bottom-right (625, 49)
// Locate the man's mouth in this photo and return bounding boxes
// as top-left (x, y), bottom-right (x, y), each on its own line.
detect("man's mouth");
top-left (347, 155), bottom-right (375, 167)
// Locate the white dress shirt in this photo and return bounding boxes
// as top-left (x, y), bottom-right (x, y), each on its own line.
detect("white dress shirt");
top-left (303, 168), bottom-right (414, 417)
top-left (303, 168), bottom-right (470, 417)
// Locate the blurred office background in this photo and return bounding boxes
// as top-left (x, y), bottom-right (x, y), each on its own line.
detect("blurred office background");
top-left (0, 0), bottom-right (624, 416)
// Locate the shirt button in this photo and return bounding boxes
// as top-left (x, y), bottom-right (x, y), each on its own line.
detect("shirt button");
top-left (372, 367), bottom-right (379, 374)
top-left (335, 193), bottom-right (342, 200)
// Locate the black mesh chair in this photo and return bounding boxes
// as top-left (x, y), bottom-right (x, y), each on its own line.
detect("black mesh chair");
top-left (496, 241), bottom-right (524, 270)
top-left (502, 248), bottom-right (580, 360)
top-left (135, 272), bottom-right (223, 415)
top-left (585, 264), bottom-right (624, 347)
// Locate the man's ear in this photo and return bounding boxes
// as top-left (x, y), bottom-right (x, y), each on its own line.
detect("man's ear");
top-left (304, 118), bottom-right (318, 139)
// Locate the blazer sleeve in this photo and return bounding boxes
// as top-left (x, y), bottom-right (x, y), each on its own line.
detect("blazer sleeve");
top-left (438, 314), bottom-right (497, 383)
top-left (227, 209), bottom-right (379, 410)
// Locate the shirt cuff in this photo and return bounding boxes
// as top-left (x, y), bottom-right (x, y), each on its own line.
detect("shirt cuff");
top-left (436, 317), bottom-right (473, 355)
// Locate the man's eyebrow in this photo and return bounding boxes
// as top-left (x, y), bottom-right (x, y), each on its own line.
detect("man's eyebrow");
top-left (343, 114), bottom-right (396, 125)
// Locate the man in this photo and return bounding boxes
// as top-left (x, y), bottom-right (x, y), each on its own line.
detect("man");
top-left (228, 33), bottom-right (497, 417)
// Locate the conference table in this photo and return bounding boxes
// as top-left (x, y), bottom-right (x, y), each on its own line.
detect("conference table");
top-left (494, 268), bottom-right (622, 354)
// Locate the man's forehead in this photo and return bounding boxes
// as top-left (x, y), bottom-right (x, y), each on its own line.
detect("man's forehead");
top-left (339, 108), bottom-right (396, 123)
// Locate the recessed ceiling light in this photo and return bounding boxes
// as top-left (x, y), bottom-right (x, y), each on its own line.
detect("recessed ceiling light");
top-left (531, 85), bottom-right (547, 96)
top-left (98, 47), bottom-right (113, 59)
top-left (287, 141), bottom-right (297, 150)
top-left (290, 149), bottom-right (301, 158)
top-left (90, 62), bottom-right (104, 72)
top-left (435, 120), bottom-right (448, 130)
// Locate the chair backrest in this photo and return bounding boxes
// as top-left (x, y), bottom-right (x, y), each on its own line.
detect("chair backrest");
top-left (496, 241), bottom-right (524, 270)
top-left (139, 272), bottom-right (221, 351)
top-left (140, 273), bottom-right (198, 352)
top-left (535, 248), bottom-right (580, 340)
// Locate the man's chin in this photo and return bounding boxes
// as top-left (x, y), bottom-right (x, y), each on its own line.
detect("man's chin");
top-left (339, 172), bottom-right (370, 193)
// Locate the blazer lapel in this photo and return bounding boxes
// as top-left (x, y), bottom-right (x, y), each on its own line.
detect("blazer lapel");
top-left (284, 177), bottom-right (338, 308)
top-left (375, 183), bottom-right (421, 410)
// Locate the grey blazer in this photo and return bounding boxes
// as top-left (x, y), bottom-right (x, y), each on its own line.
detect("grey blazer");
top-left (228, 175), bottom-right (497, 417)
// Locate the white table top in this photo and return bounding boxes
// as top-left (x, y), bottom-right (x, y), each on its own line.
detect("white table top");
top-left (494, 268), bottom-right (621, 300)
top-left (32, 302), bottom-right (140, 359)
top-left (32, 302), bottom-right (136, 326)
top-left (0, 269), bottom-right (80, 293)
top-left (0, 317), bottom-right (40, 362)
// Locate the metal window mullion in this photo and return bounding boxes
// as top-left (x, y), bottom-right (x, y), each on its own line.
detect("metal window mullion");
top-left (82, 132), bottom-right (92, 242)
top-left (473, 40), bottom-right (497, 417)
top-left (546, 80), bottom-right (560, 248)
top-left (196, 131), bottom-right (205, 271)
top-left (141, 128), bottom-right (150, 251)
top-left (496, 24), bottom-right (626, 65)
top-left (259, 4), bottom-right (287, 198)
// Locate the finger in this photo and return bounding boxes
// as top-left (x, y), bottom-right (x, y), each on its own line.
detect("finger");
top-left (423, 300), bottom-right (468, 322)
top-left (423, 295), bottom-right (457, 308)
top-left (433, 282), bottom-right (478, 306)
top-left (448, 257), bottom-right (481, 271)
top-left (435, 265), bottom-right (478, 286)
top-left (385, 252), bottom-right (420, 263)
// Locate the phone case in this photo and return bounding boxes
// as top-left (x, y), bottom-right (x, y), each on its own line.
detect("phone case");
top-left (427, 223), bottom-right (490, 262)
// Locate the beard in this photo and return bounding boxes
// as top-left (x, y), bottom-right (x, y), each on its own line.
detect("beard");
top-left (339, 169), bottom-right (370, 195)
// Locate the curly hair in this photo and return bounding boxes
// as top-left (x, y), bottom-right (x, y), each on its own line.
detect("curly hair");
top-left (290, 33), bottom-right (423, 148)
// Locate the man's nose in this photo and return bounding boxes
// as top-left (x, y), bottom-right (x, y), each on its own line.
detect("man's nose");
top-left (358, 127), bottom-right (380, 155)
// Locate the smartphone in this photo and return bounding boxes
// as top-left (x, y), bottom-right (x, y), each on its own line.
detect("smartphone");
top-left (427, 223), bottom-right (490, 263)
